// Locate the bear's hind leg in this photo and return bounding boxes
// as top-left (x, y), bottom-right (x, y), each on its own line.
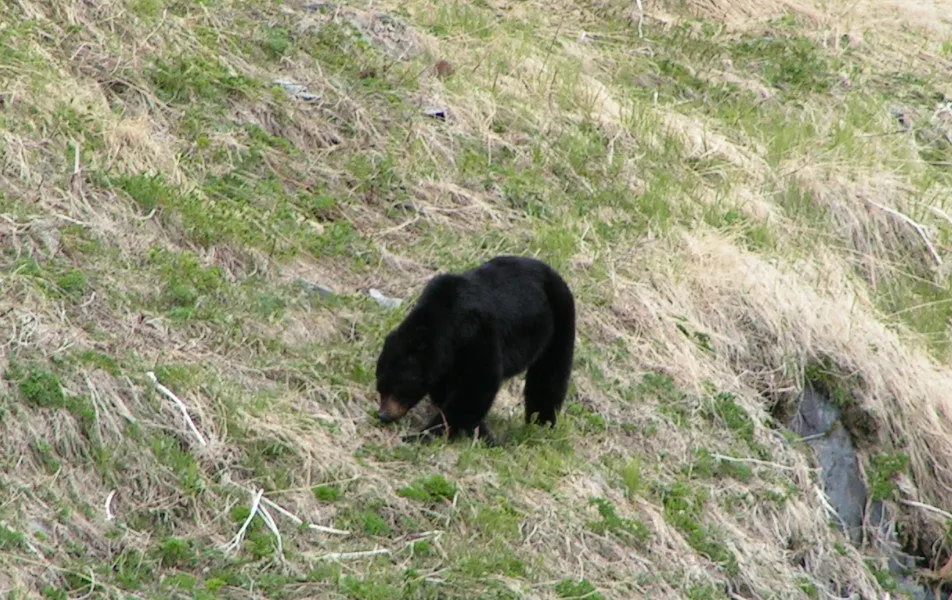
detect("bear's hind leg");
top-left (524, 280), bottom-right (576, 426)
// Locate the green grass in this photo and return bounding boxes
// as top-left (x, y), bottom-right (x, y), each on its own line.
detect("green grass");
top-left (659, 482), bottom-right (739, 578)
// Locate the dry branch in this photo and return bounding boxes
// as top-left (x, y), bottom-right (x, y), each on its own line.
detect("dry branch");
top-left (146, 371), bottom-right (208, 446)
top-left (864, 197), bottom-right (942, 265)
top-left (312, 548), bottom-right (392, 561)
top-left (260, 496), bottom-right (351, 535)
top-left (225, 489), bottom-right (265, 554)
top-left (900, 499), bottom-right (952, 522)
top-left (258, 503), bottom-right (284, 557)
top-left (104, 490), bottom-right (116, 521)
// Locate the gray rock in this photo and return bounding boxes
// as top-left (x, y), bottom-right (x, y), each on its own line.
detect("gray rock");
top-left (789, 387), bottom-right (868, 545)
top-left (295, 279), bottom-right (335, 299)
top-left (273, 79), bottom-right (321, 102)
top-left (424, 106), bottom-right (448, 120)
top-left (789, 387), bottom-right (951, 600)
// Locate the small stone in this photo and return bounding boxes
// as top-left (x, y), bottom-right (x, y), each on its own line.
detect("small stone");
top-left (424, 106), bottom-right (448, 120)
top-left (273, 79), bottom-right (321, 102)
top-left (369, 288), bottom-right (402, 309)
top-left (434, 59), bottom-right (454, 79)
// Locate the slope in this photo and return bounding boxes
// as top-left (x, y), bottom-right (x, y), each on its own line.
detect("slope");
top-left (2, 0), bottom-right (952, 598)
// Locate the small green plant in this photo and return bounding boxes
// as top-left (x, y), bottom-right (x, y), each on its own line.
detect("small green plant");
top-left (313, 485), bottom-right (342, 502)
top-left (675, 316), bottom-right (716, 354)
top-left (338, 575), bottom-right (400, 600)
top-left (0, 523), bottom-right (27, 551)
top-left (148, 54), bottom-right (258, 105)
top-left (686, 584), bottom-right (729, 600)
top-left (868, 452), bottom-right (909, 501)
top-left (261, 26), bottom-right (292, 59)
top-left (797, 576), bottom-right (820, 599)
top-left (701, 392), bottom-right (770, 459)
top-left (357, 510), bottom-right (391, 536)
top-left (151, 433), bottom-right (205, 495)
top-left (153, 537), bottom-right (196, 569)
top-left (733, 31), bottom-right (841, 95)
top-left (15, 366), bottom-right (65, 409)
top-left (660, 483), bottom-right (738, 577)
top-left (555, 578), bottom-right (605, 600)
top-left (804, 357), bottom-right (857, 409)
top-left (113, 548), bottom-right (155, 590)
top-left (41, 587), bottom-right (68, 600)
top-left (686, 448), bottom-right (754, 483)
top-left (5, 363), bottom-right (95, 427)
top-left (54, 269), bottom-right (88, 300)
top-left (637, 373), bottom-right (691, 426)
top-left (116, 172), bottom-right (177, 214)
top-left (397, 475), bottom-right (457, 505)
top-left (619, 457), bottom-right (646, 497)
top-left (565, 402), bottom-right (608, 433)
top-left (865, 559), bottom-right (900, 593)
top-left (75, 350), bottom-right (121, 377)
top-left (470, 501), bottom-right (522, 542)
top-left (586, 497), bottom-right (651, 547)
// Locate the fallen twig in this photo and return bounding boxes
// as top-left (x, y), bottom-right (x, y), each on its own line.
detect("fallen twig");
top-left (929, 205), bottom-right (952, 229)
top-left (711, 453), bottom-right (805, 471)
top-left (312, 547), bottom-right (392, 561)
top-left (147, 371), bottom-right (207, 446)
top-left (105, 490), bottom-right (116, 521)
top-left (865, 197), bottom-right (942, 265)
top-left (258, 503), bottom-right (284, 557)
top-left (309, 531), bottom-right (444, 562)
top-left (900, 499), bottom-right (952, 522)
top-left (225, 489), bottom-right (265, 553)
top-left (260, 496), bottom-right (350, 535)
top-left (635, 0), bottom-right (644, 38)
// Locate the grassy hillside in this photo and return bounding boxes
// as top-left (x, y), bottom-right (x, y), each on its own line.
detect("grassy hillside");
top-left (2, 0), bottom-right (952, 598)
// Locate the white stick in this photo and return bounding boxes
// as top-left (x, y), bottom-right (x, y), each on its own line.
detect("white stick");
top-left (225, 489), bottom-right (264, 553)
top-left (258, 503), bottom-right (283, 557)
top-left (146, 371), bottom-right (208, 446)
top-left (73, 141), bottom-right (81, 175)
top-left (260, 497), bottom-right (350, 535)
top-left (312, 548), bottom-right (391, 561)
top-left (635, 0), bottom-right (644, 39)
top-left (929, 205), bottom-right (952, 228)
top-left (900, 499), bottom-right (952, 521)
top-left (105, 490), bottom-right (116, 521)
top-left (711, 453), bottom-right (806, 471)
top-left (866, 198), bottom-right (942, 265)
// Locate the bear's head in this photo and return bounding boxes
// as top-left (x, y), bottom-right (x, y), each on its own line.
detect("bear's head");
top-left (375, 330), bottom-right (430, 423)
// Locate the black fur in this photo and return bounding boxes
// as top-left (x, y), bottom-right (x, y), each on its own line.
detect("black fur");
top-left (374, 255), bottom-right (576, 444)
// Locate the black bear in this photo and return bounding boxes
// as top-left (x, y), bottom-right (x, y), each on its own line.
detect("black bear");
top-left (374, 255), bottom-right (576, 445)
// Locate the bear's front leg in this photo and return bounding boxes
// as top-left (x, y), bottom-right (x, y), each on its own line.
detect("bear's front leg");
top-left (405, 322), bottom-right (503, 445)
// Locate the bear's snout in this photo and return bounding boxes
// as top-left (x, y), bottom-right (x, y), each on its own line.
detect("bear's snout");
top-left (377, 395), bottom-right (408, 423)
